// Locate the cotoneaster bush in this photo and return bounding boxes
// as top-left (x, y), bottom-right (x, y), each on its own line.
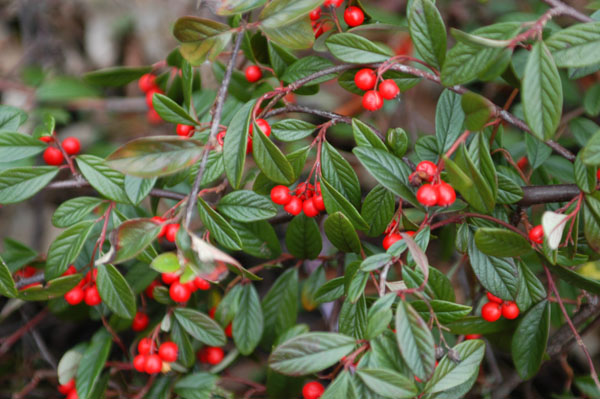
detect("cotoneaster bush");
top-left (1, 0), bottom-right (600, 398)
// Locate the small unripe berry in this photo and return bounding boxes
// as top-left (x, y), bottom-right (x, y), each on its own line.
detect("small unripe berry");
top-left (501, 301), bottom-right (520, 319)
top-left (529, 225), bottom-right (544, 244)
top-left (344, 6), bottom-right (364, 27)
top-left (164, 223), bottom-right (180, 243)
top-left (176, 124), bottom-right (194, 137)
top-left (283, 196), bottom-right (303, 215)
top-left (383, 233), bottom-right (402, 251)
top-left (486, 292), bottom-right (503, 304)
top-left (435, 182), bottom-right (456, 206)
top-left (362, 90), bottom-right (383, 111)
top-left (270, 185), bottom-right (292, 205)
top-left (309, 8), bottom-right (321, 21)
top-left (302, 381), bottom-right (325, 399)
top-left (43, 147), bottom-right (64, 166)
top-left (132, 311), bottom-right (149, 332)
top-left (158, 342), bottom-right (178, 362)
top-left (145, 354), bottom-right (163, 374)
top-left (481, 302), bottom-right (502, 322)
top-left (416, 184), bottom-right (438, 207)
top-left (245, 65), bottom-right (262, 83)
top-left (170, 282), bottom-right (191, 303)
top-left (415, 161), bottom-right (437, 181)
top-left (133, 354), bottom-right (147, 372)
top-left (62, 137), bottom-right (81, 155)
top-left (379, 79), bottom-right (399, 100)
top-left (84, 285), bottom-right (102, 306)
top-left (138, 74), bottom-right (156, 92)
top-left (354, 69), bottom-right (376, 91)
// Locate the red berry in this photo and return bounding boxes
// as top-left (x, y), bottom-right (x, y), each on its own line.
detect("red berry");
top-left (39, 135), bottom-right (52, 143)
top-left (62, 137), bottom-right (80, 155)
top-left (58, 379), bottom-right (75, 394)
top-left (312, 195), bottom-right (326, 212)
top-left (250, 118), bottom-right (271, 136)
top-left (270, 185), bottom-right (292, 205)
top-left (436, 182), bottom-right (456, 206)
top-left (416, 184), bottom-right (438, 207)
top-left (209, 307), bottom-right (217, 318)
top-left (161, 272), bottom-right (180, 285)
top-left (146, 89), bottom-right (163, 108)
top-left (245, 65), bottom-right (262, 83)
top-left (517, 156), bottom-right (528, 170)
top-left (43, 147), bottom-right (64, 166)
top-left (324, 0), bottom-right (343, 7)
top-left (383, 233), bottom-right (403, 251)
top-left (66, 389), bottom-right (79, 399)
top-left (145, 354), bottom-right (162, 374)
top-left (147, 109), bottom-right (162, 124)
top-left (362, 90), bottom-right (383, 111)
top-left (225, 323), bottom-right (232, 338)
top-left (283, 196), bottom-right (303, 215)
top-left (597, 168), bottom-right (600, 180)
top-left (309, 8), bottom-right (321, 21)
top-left (132, 311), bottom-right (149, 332)
top-left (65, 286), bottom-right (84, 305)
top-left (529, 225), bottom-right (544, 244)
top-left (354, 69), bottom-right (376, 91)
top-left (303, 198), bottom-right (319, 217)
top-left (63, 265), bottom-right (77, 276)
top-left (176, 124), bottom-right (194, 137)
top-left (138, 74), bottom-right (156, 92)
top-left (501, 301), bottom-right (520, 320)
top-left (465, 334), bottom-right (482, 340)
top-left (379, 79), bottom-right (399, 100)
top-left (133, 354), bottom-right (147, 372)
top-left (302, 381), bottom-right (325, 399)
top-left (203, 346), bottom-right (224, 365)
top-left (151, 216), bottom-right (167, 237)
top-left (344, 6), bottom-right (364, 27)
top-left (145, 280), bottom-right (160, 299)
top-left (84, 285), bottom-right (102, 306)
top-left (194, 277), bottom-right (211, 290)
top-left (138, 338), bottom-right (153, 355)
top-left (170, 282), bottom-right (191, 303)
top-left (158, 342), bottom-right (178, 362)
top-left (486, 292), bottom-right (503, 304)
top-left (481, 302), bottom-right (502, 322)
top-left (164, 223), bottom-right (180, 243)
top-left (416, 161), bottom-right (437, 181)
top-left (217, 130), bottom-right (226, 146)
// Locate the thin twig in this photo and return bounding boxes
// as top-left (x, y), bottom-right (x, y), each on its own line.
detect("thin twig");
top-left (542, 0), bottom-right (593, 22)
top-left (0, 308), bottom-right (48, 356)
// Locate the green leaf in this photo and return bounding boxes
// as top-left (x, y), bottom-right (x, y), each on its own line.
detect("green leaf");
top-left (83, 66), bottom-right (152, 87)
top-left (467, 238), bottom-right (518, 300)
top-left (581, 131), bottom-right (600, 166)
top-left (525, 134), bottom-right (552, 170)
top-left (171, 320), bottom-right (195, 368)
top-left (522, 42), bottom-right (563, 140)
top-left (511, 300), bottom-right (550, 379)
top-left (252, 120), bottom-right (295, 185)
top-left (285, 214), bottom-right (322, 259)
top-left (571, 117), bottom-right (600, 148)
top-left (339, 296), bottom-right (367, 339)
top-left (395, 300), bottom-right (436, 381)
top-left (96, 264), bottom-right (136, 319)
top-left (174, 372), bottom-right (218, 399)
top-left (76, 155), bottom-right (129, 203)
top-left (301, 266), bottom-right (326, 311)
top-left (548, 262), bottom-right (600, 295)
top-left (515, 261), bottom-right (546, 311)
top-left (0, 166), bottom-right (59, 204)
top-left (474, 228), bottom-right (531, 257)
top-left (0, 132), bottom-right (46, 162)
top-left (124, 175), bottom-right (156, 205)
top-left (353, 147), bottom-right (417, 206)
top-left (217, 0), bottom-right (266, 15)
top-left (352, 118), bottom-right (387, 151)
top-left (282, 56), bottom-right (336, 85)
top-left (198, 198), bottom-right (242, 250)
top-left (324, 212), bottom-right (362, 254)
top-left (150, 252), bottom-right (180, 274)
top-left (260, 19), bottom-right (315, 50)
top-left (110, 219), bottom-right (161, 264)
top-left (261, 268), bottom-right (299, 345)
top-left (436, 90), bottom-right (465, 154)
top-left (366, 293), bottom-right (395, 340)
top-left (446, 315), bottom-right (514, 335)
top-left (223, 102), bottom-right (253, 189)
top-left (76, 331), bottom-right (112, 399)
top-left (584, 83), bottom-right (600, 117)
top-left (152, 93), bottom-right (197, 125)
top-left (321, 370), bottom-right (358, 399)
top-left (357, 368), bottom-right (418, 398)
top-left (37, 77), bottom-right (99, 101)
top-left (217, 190), bottom-right (277, 222)
top-left (320, 178), bottom-right (369, 230)
top-left (106, 136), bottom-right (204, 178)
top-left (411, 300), bottom-right (471, 324)
top-left (315, 277), bottom-right (345, 304)
top-left (321, 142), bottom-right (361, 208)
top-left (423, 340), bottom-right (485, 394)
top-left (46, 220), bottom-right (96, 279)
top-left (17, 274), bottom-right (81, 301)
top-left (546, 22), bottom-right (600, 68)
top-left (259, 0), bottom-right (323, 29)
top-left (269, 332), bottom-right (356, 376)
top-left (461, 91), bottom-right (494, 131)
top-left (575, 152), bottom-right (597, 193)
top-left (233, 283), bottom-right (264, 355)
top-left (271, 119), bottom-right (316, 142)
top-left (408, 0), bottom-right (446, 69)
top-left (174, 17), bottom-right (232, 65)
top-left (441, 22), bottom-right (520, 86)
top-left (58, 344), bottom-right (87, 385)
top-left (326, 33), bottom-right (394, 64)
top-left (173, 308), bottom-right (226, 346)
top-left (361, 185), bottom-right (395, 237)
top-left (0, 105), bottom-right (27, 132)
top-left (497, 173), bottom-right (523, 204)
top-left (0, 255), bottom-right (17, 298)
top-left (231, 220), bottom-right (281, 259)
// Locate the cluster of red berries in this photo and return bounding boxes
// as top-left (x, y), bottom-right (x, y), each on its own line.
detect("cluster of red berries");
top-left (270, 182), bottom-right (325, 217)
top-left (41, 136), bottom-right (80, 166)
top-left (302, 381), bottom-right (325, 399)
top-left (133, 338), bottom-right (178, 374)
top-left (216, 118), bottom-right (271, 154)
top-left (161, 270), bottom-right (211, 303)
top-left (197, 346), bottom-right (225, 365)
top-left (411, 161), bottom-right (457, 207)
top-left (151, 216), bottom-right (180, 242)
top-left (139, 73), bottom-right (163, 124)
top-left (63, 266), bottom-right (102, 306)
top-left (58, 379), bottom-right (78, 399)
top-left (528, 225), bottom-right (544, 244)
top-left (481, 292), bottom-right (520, 322)
top-left (354, 68), bottom-right (400, 111)
top-left (382, 222), bottom-right (415, 251)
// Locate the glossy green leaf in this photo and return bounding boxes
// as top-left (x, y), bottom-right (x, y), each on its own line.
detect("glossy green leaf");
top-left (217, 190), bottom-right (277, 222)
top-left (252, 120), bottom-right (295, 185)
top-left (314, 277), bottom-right (345, 304)
top-left (581, 131), bottom-right (600, 166)
top-left (110, 219), bottom-right (161, 263)
top-left (511, 300), bottom-right (550, 379)
top-left (321, 370), bottom-right (358, 399)
top-left (352, 118), bottom-right (387, 151)
top-left (324, 212), bottom-right (361, 254)
top-left (46, 220), bottom-right (96, 279)
top-left (259, 0), bottom-right (324, 28)
top-left (474, 228), bottom-right (531, 257)
top-left (233, 283), bottom-right (264, 355)
top-left (217, 0), bottom-right (266, 15)
top-left (230, 220), bottom-right (281, 259)
top-left (152, 93), bottom-right (197, 125)
top-left (83, 66), bottom-right (152, 87)
top-left (174, 372), bottom-right (218, 399)
top-left (525, 133), bottom-right (552, 170)
top-left (57, 344), bottom-right (87, 385)
top-left (0, 132), bottom-right (46, 162)
top-left (285, 214), bottom-right (322, 259)
top-left (575, 152), bottom-right (597, 193)
top-left (366, 293), bottom-right (395, 339)
top-left (96, 264), bottom-right (136, 319)
top-left (18, 274), bottom-right (81, 301)
top-left (260, 19), bottom-right (315, 50)
top-left (546, 22), bottom-right (600, 68)
top-left (496, 173), bottom-right (523, 204)
top-left (326, 33), bottom-right (394, 63)
top-left (124, 175), bottom-right (156, 205)
top-left (436, 90), bottom-right (465, 154)
top-left (408, 0), bottom-right (446, 69)
top-left (0, 166), bottom-right (59, 204)
top-left (224, 101), bottom-right (253, 188)
top-left (271, 119), bottom-right (316, 142)
top-left (447, 315), bottom-right (514, 335)
top-left (461, 91), bottom-right (494, 131)
top-left (173, 308), bottom-right (226, 346)
top-left (171, 320), bottom-right (195, 368)
top-left (584, 83), bottom-right (600, 117)
top-left (174, 17), bottom-right (232, 65)
top-left (467, 238), bottom-right (518, 300)
top-left (198, 198), bottom-right (242, 250)
top-left (150, 252), bottom-right (180, 274)
top-left (76, 331), bottom-right (112, 399)
top-left (262, 268), bottom-right (299, 344)
top-left (320, 178), bottom-right (369, 230)
top-left (76, 155), bottom-right (129, 203)
top-left (411, 300), bottom-right (471, 324)
top-left (281, 56), bottom-right (336, 85)
top-left (357, 368), bottom-right (418, 398)
top-left (0, 255), bottom-right (18, 298)
top-left (361, 185), bottom-right (395, 237)
top-left (321, 142), bottom-right (361, 208)
top-left (0, 105), bottom-right (28, 132)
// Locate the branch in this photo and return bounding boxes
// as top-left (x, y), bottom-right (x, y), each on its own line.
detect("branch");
top-left (543, 0), bottom-right (594, 22)
top-left (183, 29), bottom-right (245, 229)
top-left (518, 184), bottom-right (580, 206)
top-left (46, 178), bottom-right (186, 201)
